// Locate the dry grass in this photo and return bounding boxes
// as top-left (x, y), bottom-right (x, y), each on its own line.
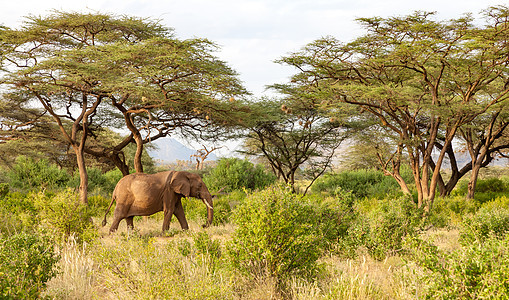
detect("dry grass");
top-left (42, 237), bottom-right (99, 299)
top-left (42, 218), bottom-right (445, 300)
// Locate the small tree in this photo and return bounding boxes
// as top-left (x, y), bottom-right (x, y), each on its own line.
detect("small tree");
top-left (228, 186), bottom-right (321, 289)
top-left (242, 96), bottom-right (355, 193)
top-left (191, 145), bottom-right (221, 170)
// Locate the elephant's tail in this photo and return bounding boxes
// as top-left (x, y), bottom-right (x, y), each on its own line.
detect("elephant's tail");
top-left (102, 194), bottom-right (116, 227)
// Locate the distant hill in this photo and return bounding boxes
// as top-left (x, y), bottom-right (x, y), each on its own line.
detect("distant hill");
top-left (147, 138), bottom-right (217, 164)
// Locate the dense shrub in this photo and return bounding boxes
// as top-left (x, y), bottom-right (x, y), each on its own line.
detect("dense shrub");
top-left (429, 196), bottom-right (478, 227)
top-left (0, 183), bottom-right (8, 198)
top-left (352, 196), bottom-right (422, 260)
top-left (304, 193), bottom-right (359, 257)
top-left (228, 185), bottom-right (321, 285)
top-left (34, 189), bottom-right (98, 243)
top-left (0, 232), bottom-right (60, 299)
top-left (454, 177), bottom-right (509, 204)
top-left (69, 167), bottom-right (123, 194)
top-left (204, 158), bottom-right (276, 192)
top-left (406, 234), bottom-right (509, 299)
top-left (0, 192), bottom-right (38, 234)
top-left (311, 169), bottom-right (405, 198)
top-left (460, 204), bottom-right (509, 244)
top-left (7, 156), bottom-right (71, 189)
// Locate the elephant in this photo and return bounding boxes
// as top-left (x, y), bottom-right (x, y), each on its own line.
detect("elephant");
top-left (102, 170), bottom-right (213, 232)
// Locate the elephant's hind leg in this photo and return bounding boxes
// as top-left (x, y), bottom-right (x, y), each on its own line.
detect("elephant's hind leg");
top-left (109, 204), bottom-right (130, 233)
top-left (109, 215), bottom-right (123, 233)
top-left (126, 216), bottom-right (135, 231)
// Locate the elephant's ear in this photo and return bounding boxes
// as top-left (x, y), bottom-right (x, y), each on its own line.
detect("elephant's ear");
top-left (170, 171), bottom-right (191, 197)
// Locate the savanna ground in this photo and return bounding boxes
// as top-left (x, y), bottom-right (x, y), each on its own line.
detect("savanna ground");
top-left (1, 158), bottom-right (509, 299)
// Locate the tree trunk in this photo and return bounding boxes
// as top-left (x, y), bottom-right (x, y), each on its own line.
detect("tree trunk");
top-left (467, 163), bottom-right (482, 200)
top-left (113, 155), bottom-right (130, 176)
top-left (75, 145), bottom-right (88, 205)
top-left (394, 173), bottom-right (411, 195)
top-left (133, 132), bottom-right (144, 173)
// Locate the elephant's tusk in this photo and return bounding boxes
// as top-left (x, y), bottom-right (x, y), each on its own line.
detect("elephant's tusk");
top-left (202, 199), bottom-right (214, 210)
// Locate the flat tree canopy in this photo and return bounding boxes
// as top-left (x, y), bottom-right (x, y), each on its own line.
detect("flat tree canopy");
top-left (277, 7), bottom-right (509, 211)
top-left (0, 11), bottom-right (248, 203)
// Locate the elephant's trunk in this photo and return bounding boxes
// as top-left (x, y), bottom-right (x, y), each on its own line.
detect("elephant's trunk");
top-left (203, 195), bottom-right (213, 228)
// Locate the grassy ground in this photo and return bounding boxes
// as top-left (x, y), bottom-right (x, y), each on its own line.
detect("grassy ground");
top-left (41, 216), bottom-right (460, 300)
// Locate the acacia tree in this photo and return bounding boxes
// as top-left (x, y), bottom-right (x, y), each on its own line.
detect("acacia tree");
top-left (459, 107), bottom-right (509, 199)
top-left (242, 95), bottom-right (355, 193)
top-left (0, 11), bottom-right (247, 203)
top-left (0, 95), bottom-right (70, 168)
top-left (278, 7), bottom-right (509, 211)
top-left (100, 38), bottom-right (247, 173)
top-left (191, 145), bottom-right (221, 170)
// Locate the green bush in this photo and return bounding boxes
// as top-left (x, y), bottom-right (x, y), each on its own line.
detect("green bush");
top-left (460, 205), bottom-right (509, 244)
top-left (0, 183), bottom-right (8, 198)
top-left (406, 234), bottom-right (509, 299)
top-left (101, 168), bottom-right (124, 193)
top-left (183, 190), bottom-right (243, 226)
top-left (352, 196), bottom-right (422, 260)
top-left (87, 194), bottom-right (112, 213)
top-left (228, 185), bottom-right (321, 285)
top-left (454, 177), bottom-right (509, 204)
top-left (311, 169), bottom-right (405, 198)
top-left (429, 196), bottom-right (478, 227)
top-left (69, 168), bottom-right (123, 194)
top-left (7, 156), bottom-right (71, 190)
top-left (204, 158), bottom-right (276, 192)
top-left (0, 192), bottom-right (38, 234)
top-left (192, 232), bottom-right (222, 271)
top-left (181, 197), bottom-right (209, 225)
top-left (34, 189), bottom-right (98, 243)
top-left (211, 197), bottom-right (232, 226)
top-left (0, 232), bottom-right (60, 299)
top-left (304, 193), bottom-right (359, 257)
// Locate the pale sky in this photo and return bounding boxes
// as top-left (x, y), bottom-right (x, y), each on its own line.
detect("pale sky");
top-left (2, 0), bottom-right (507, 98)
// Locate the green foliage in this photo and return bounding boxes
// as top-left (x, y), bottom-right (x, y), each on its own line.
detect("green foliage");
top-left (182, 190), bottom-right (243, 226)
top-left (406, 234), bottom-right (509, 299)
top-left (0, 232), bottom-right (60, 299)
top-left (460, 204), bottom-right (509, 244)
top-left (204, 158), bottom-right (276, 192)
top-left (454, 177), bottom-right (509, 204)
top-left (312, 169), bottom-right (405, 198)
top-left (228, 185), bottom-right (321, 284)
top-left (211, 196), bottom-right (232, 225)
top-left (192, 232), bottom-right (222, 273)
top-left (0, 183), bottom-right (8, 198)
top-left (429, 196), bottom-right (478, 227)
top-left (352, 197), bottom-right (422, 260)
top-left (304, 193), bottom-right (359, 258)
top-left (34, 189), bottom-right (98, 243)
top-left (0, 192), bottom-right (38, 234)
top-left (69, 167), bottom-right (123, 195)
top-left (101, 168), bottom-right (124, 193)
top-left (6, 156), bottom-right (71, 190)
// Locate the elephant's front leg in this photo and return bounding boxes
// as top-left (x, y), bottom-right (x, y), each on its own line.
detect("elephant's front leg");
top-left (162, 207), bottom-right (175, 231)
top-left (174, 199), bottom-right (189, 230)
